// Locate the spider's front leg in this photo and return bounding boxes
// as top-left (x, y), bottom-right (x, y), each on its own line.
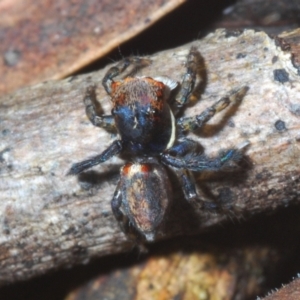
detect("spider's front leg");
top-left (177, 86), bottom-right (249, 133)
top-left (102, 57), bottom-right (151, 94)
top-left (83, 85), bottom-right (116, 132)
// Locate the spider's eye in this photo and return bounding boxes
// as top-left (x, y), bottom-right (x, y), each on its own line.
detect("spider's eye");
top-left (145, 107), bottom-right (156, 116)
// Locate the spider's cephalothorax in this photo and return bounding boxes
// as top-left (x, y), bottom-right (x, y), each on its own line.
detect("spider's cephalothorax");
top-left (68, 47), bottom-right (249, 242)
top-left (110, 77), bottom-right (176, 156)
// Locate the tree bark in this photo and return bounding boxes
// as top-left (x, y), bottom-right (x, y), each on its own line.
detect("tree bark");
top-left (0, 28), bottom-right (299, 285)
top-left (261, 276), bottom-right (300, 300)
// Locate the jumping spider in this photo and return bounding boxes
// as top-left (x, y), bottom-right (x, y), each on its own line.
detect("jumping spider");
top-left (68, 47), bottom-right (249, 242)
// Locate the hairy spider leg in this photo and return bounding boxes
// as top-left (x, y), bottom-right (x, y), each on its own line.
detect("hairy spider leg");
top-left (102, 57), bottom-right (151, 95)
top-left (177, 86), bottom-right (249, 133)
top-left (84, 85), bottom-right (116, 131)
top-left (176, 168), bottom-right (218, 211)
top-left (161, 138), bottom-right (248, 172)
top-left (67, 140), bottom-right (123, 175)
top-left (174, 46), bottom-right (204, 109)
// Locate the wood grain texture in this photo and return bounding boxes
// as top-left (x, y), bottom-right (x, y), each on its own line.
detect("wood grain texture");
top-left (261, 276), bottom-right (300, 300)
top-left (0, 29), bottom-right (299, 284)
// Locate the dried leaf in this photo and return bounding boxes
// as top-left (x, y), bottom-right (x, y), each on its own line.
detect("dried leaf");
top-left (0, 0), bottom-right (185, 95)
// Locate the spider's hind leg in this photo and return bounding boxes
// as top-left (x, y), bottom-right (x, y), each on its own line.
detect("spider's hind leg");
top-left (176, 168), bottom-right (219, 212)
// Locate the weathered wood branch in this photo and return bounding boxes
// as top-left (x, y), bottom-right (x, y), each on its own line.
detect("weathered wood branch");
top-left (0, 29), bottom-right (299, 285)
top-left (261, 276), bottom-right (300, 300)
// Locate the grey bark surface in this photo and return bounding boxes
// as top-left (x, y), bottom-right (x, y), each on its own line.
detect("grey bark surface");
top-left (0, 29), bottom-right (299, 284)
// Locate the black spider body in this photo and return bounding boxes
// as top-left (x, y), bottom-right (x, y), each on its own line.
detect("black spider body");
top-left (111, 77), bottom-right (175, 156)
top-left (68, 47), bottom-right (248, 242)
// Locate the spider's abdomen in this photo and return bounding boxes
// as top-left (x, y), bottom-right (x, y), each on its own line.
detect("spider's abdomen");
top-left (111, 77), bottom-right (176, 156)
top-left (119, 162), bottom-right (172, 241)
